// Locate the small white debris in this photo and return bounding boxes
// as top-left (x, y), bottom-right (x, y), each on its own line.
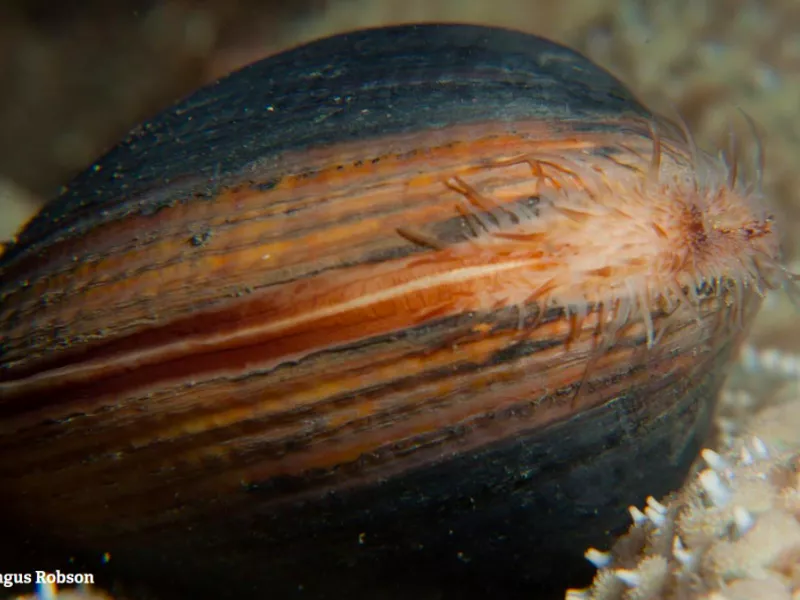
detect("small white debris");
top-left (672, 535), bottom-right (696, 569)
top-left (629, 505), bottom-right (647, 526)
top-left (615, 568), bottom-right (641, 587)
top-left (646, 496), bottom-right (668, 515)
top-left (739, 446), bottom-right (754, 466)
top-left (565, 588), bottom-right (591, 600)
top-left (733, 505), bottom-right (755, 536)
top-left (717, 416), bottom-right (739, 443)
top-left (751, 436), bottom-right (769, 459)
top-left (702, 448), bottom-right (730, 473)
top-left (740, 344), bottom-right (800, 378)
top-left (720, 389), bottom-right (756, 410)
top-left (585, 547), bottom-right (613, 568)
top-left (645, 506), bottom-right (667, 528)
top-left (738, 343), bottom-right (759, 372)
top-left (698, 469), bottom-right (732, 507)
top-left (36, 582), bottom-right (57, 600)
top-left (759, 347), bottom-right (800, 378)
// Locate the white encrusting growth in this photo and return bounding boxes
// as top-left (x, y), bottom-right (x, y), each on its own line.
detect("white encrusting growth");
top-left (14, 582), bottom-right (112, 600)
top-left (698, 469), bottom-right (732, 508)
top-left (739, 446), bottom-right (754, 466)
top-left (751, 435), bottom-right (769, 459)
top-left (671, 535), bottom-right (696, 569)
top-left (644, 505), bottom-right (667, 529)
top-left (739, 343), bottom-right (800, 379)
top-left (628, 506), bottom-right (647, 527)
top-left (585, 548), bottom-right (614, 569)
top-left (614, 569), bottom-right (641, 587)
top-left (566, 386), bottom-right (800, 600)
top-left (701, 448), bottom-right (730, 473)
top-left (646, 496), bottom-right (668, 515)
top-left (38, 582), bottom-right (57, 600)
top-left (732, 505), bottom-right (754, 536)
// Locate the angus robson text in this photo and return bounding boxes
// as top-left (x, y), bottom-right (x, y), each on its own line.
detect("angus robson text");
top-left (1, 571), bottom-right (95, 587)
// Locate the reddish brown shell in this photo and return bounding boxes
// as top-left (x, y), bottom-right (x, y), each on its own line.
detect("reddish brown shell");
top-left (0, 24), bottom-right (770, 599)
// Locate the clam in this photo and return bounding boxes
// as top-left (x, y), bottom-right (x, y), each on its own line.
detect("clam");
top-left (0, 24), bottom-right (783, 599)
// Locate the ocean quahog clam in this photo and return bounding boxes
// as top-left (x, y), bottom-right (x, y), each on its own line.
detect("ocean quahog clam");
top-left (0, 23), bottom-right (783, 599)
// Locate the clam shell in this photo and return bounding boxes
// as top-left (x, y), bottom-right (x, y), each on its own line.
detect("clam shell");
top-left (0, 24), bottom-right (775, 598)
